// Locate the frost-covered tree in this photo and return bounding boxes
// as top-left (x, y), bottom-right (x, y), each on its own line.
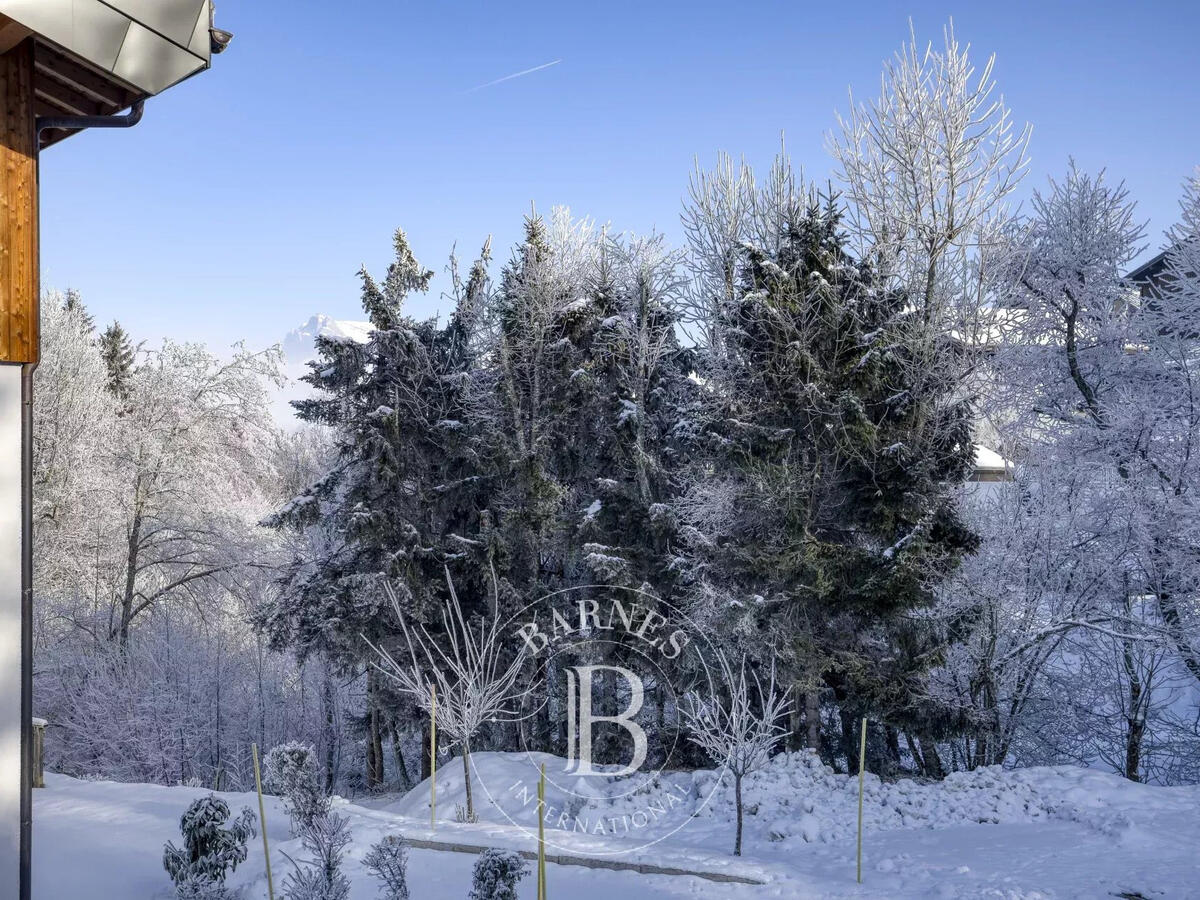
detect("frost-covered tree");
top-left (262, 229), bottom-right (496, 788)
top-left (828, 21), bottom-right (1029, 332)
top-left (486, 211), bottom-right (696, 759)
top-left (371, 571), bottom-right (526, 821)
top-left (107, 340), bottom-right (284, 648)
top-left (264, 742), bottom-right (330, 832)
top-left (33, 291), bottom-right (316, 790)
top-left (33, 293), bottom-right (117, 608)
top-left (932, 458), bottom-right (1133, 769)
top-left (363, 835), bottom-right (409, 900)
top-left (681, 652), bottom-right (791, 856)
top-left (162, 795), bottom-right (256, 894)
top-left (98, 319), bottom-right (136, 400)
top-left (972, 165), bottom-right (1200, 781)
top-left (467, 848), bottom-right (528, 900)
top-left (677, 162), bottom-right (977, 768)
top-left (281, 811), bottom-right (352, 900)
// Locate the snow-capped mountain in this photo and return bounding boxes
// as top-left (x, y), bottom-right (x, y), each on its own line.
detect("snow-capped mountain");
top-left (273, 314), bottom-right (372, 426)
top-left (282, 313), bottom-right (372, 366)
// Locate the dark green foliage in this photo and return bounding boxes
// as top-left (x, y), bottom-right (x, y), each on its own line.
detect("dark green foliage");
top-left (682, 193), bottom-right (977, 745)
top-left (259, 229), bottom-right (496, 669)
top-left (468, 848), bottom-right (528, 900)
top-left (98, 320), bottom-right (135, 400)
top-left (162, 795), bottom-right (256, 890)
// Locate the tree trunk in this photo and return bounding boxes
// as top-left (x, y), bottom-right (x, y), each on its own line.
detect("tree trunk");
top-left (733, 772), bottom-right (743, 856)
top-left (366, 668), bottom-right (385, 790)
top-left (1122, 634), bottom-right (1145, 782)
top-left (390, 718), bottom-right (411, 789)
top-left (462, 742), bottom-right (475, 821)
top-left (805, 690), bottom-right (821, 751)
top-left (322, 660), bottom-right (337, 793)
top-left (917, 736), bottom-right (945, 779)
top-left (118, 509), bottom-right (143, 649)
top-left (421, 719), bottom-right (432, 781)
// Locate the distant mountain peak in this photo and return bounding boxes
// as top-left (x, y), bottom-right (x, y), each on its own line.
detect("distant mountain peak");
top-left (282, 314), bottom-right (372, 364)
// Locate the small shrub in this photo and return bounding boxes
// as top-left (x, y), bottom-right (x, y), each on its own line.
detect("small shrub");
top-left (264, 742), bottom-right (329, 832)
top-left (363, 835), bottom-right (409, 900)
top-left (454, 802), bottom-right (478, 824)
top-left (281, 811), bottom-right (352, 900)
top-left (468, 849), bottom-right (528, 900)
top-left (163, 794), bottom-right (256, 895)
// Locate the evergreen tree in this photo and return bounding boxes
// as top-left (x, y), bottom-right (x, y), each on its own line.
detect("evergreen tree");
top-left (98, 320), bottom-right (136, 400)
top-left (259, 229), bottom-right (496, 783)
top-left (162, 795), bottom-right (256, 893)
top-left (679, 189), bottom-right (977, 770)
top-left (486, 213), bottom-right (695, 758)
top-left (63, 288), bottom-right (94, 331)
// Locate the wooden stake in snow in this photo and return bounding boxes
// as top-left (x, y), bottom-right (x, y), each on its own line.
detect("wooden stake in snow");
top-left (250, 743), bottom-right (275, 900)
top-left (537, 762), bottom-right (547, 900)
top-left (431, 685), bottom-right (438, 830)
top-left (856, 717), bottom-right (867, 884)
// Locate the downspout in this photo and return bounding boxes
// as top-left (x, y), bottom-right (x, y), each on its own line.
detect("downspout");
top-left (36, 99), bottom-right (144, 139)
top-left (18, 99), bottom-right (144, 900)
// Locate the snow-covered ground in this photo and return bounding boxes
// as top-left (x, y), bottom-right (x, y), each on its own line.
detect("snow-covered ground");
top-left (35, 752), bottom-right (1200, 898)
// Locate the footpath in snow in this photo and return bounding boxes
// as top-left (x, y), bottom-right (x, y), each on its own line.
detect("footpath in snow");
top-left (35, 751), bottom-right (1200, 898)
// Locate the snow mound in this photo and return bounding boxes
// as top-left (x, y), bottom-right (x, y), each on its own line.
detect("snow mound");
top-left (390, 750), bottom-right (1200, 855)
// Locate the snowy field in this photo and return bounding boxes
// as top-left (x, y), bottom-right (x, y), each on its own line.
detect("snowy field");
top-left (34, 751), bottom-right (1200, 898)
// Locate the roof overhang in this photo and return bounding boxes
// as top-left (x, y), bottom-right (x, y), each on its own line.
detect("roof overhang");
top-left (0, 0), bottom-right (213, 148)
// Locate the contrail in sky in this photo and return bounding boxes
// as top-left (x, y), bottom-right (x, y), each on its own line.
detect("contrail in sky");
top-left (467, 59), bottom-right (562, 93)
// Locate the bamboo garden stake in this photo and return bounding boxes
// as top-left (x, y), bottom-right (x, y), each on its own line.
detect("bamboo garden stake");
top-left (857, 717), bottom-right (867, 884)
top-left (250, 743), bottom-right (275, 900)
top-left (431, 685), bottom-right (438, 830)
top-left (537, 763), bottom-right (547, 900)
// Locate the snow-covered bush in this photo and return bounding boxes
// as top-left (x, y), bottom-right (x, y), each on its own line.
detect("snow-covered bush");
top-left (467, 848), bottom-right (528, 900)
top-left (162, 795), bottom-right (256, 895)
top-left (265, 742), bottom-right (329, 831)
top-left (281, 811), bottom-right (352, 900)
top-left (363, 835), bottom-right (409, 900)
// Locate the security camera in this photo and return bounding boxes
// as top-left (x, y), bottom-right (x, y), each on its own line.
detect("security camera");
top-left (209, 4), bottom-right (233, 54)
top-left (210, 27), bottom-right (233, 54)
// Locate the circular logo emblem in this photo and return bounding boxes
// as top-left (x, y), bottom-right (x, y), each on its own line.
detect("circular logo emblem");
top-left (472, 585), bottom-right (726, 854)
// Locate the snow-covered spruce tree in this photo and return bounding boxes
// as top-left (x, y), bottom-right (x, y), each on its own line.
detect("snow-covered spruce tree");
top-left (163, 795), bottom-right (256, 894)
top-left (264, 742), bottom-right (329, 832)
top-left (486, 211), bottom-right (696, 760)
top-left (371, 571), bottom-right (526, 822)
top-left (677, 172), bottom-right (977, 772)
top-left (260, 229), bottom-right (497, 789)
top-left (467, 848), bottom-right (528, 900)
top-left (681, 652), bottom-right (790, 856)
top-left (98, 319), bottom-right (136, 400)
top-left (363, 835), bottom-right (409, 900)
top-left (281, 811), bottom-right (352, 900)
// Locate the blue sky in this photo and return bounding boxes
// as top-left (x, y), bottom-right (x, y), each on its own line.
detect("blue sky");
top-left (39, 0), bottom-right (1200, 350)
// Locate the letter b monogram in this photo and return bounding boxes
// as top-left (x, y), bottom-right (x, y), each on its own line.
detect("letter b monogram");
top-left (563, 665), bottom-right (647, 777)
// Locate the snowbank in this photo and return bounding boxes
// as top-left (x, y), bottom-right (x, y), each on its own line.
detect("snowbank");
top-left (34, 754), bottom-right (1200, 898)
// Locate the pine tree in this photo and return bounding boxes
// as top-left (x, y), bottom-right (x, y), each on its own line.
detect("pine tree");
top-left (63, 288), bottom-right (94, 331)
top-left (98, 320), bottom-right (135, 400)
top-left (259, 229), bottom-right (496, 783)
top-left (486, 213), bottom-right (696, 758)
top-left (679, 190), bottom-right (977, 768)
